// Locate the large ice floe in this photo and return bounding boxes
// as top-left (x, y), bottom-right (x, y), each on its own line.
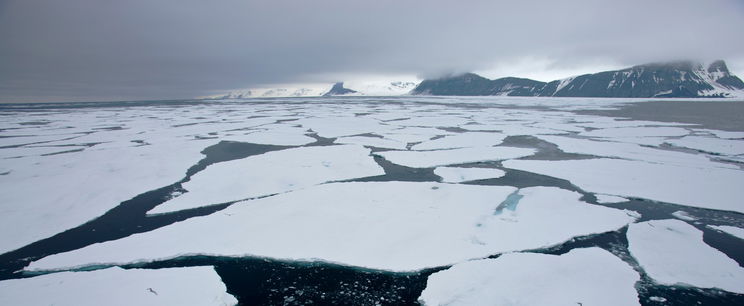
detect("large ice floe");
top-left (0, 266), bottom-right (236, 306)
top-left (0, 138), bottom-right (215, 254)
top-left (148, 145), bottom-right (384, 214)
top-left (627, 219), bottom-right (744, 294)
top-left (419, 247), bottom-right (640, 306)
top-left (378, 147), bottom-right (535, 168)
top-left (411, 132), bottom-right (507, 150)
top-left (29, 185), bottom-right (635, 272)
top-left (504, 158), bottom-right (744, 213)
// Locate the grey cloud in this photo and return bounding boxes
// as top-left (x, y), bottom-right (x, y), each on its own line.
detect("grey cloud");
top-left (1, 0), bottom-right (743, 102)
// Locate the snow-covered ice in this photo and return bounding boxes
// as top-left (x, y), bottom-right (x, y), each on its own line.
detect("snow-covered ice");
top-left (580, 126), bottom-right (690, 138)
top-left (148, 145), bottom-right (384, 214)
top-left (666, 136), bottom-right (744, 156)
top-left (595, 194), bottom-right (629, 204)
top-left (29, 184), bottom-right (636, 272)
top-left (535, 135), bottom-right (733, 169)
top-left (504, 158), bottom-right (744, 213)
top-left (411, 132), bottom-right (506, 150)
top-left (434, 167), bottom-right (505, 183)
top-left (0, 138), bottom-right (215, 254)
top-left (708, 225), bottom-right (744, 240)
top-left (0, 266), bottom-right (236, 306)
top-left (671, 211), bottom-right (698, 221)
top-left (334, 136), bottom-right (407, 150)
top-left (418, 247), bottom-right (640, 306)
top-left (378, 146), bottom-right (535, 168)
top-left (627, 219), bottom-right (744, 294)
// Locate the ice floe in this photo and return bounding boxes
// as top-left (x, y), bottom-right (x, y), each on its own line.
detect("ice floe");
top-left (627, 219), bottom-right (744, 294)
top-left (378, 147), bottom-right (535, 168)
top-left (504, 158), bottom-right (744, 213)
top-left (434, 167), bottom-right (505, 183)
top-left (411, 132), bottom-right (506, 150)
top-left (580, 126), bottom-right (690, 138)
top-left (0, 138), bottom-right (215, 254)
top-left (148, 145), bottom-right (384, 215)
top-left (334, 136), bottom-right (407, 150)
top-left (671, 211), bottom-right (698, 221)
top-left (535, 135), bottom-right (733, 169)
top-left (595, 194), bottom-right (629, 204)
top-left (418, 247), bottom-right (640, 306)
top-left (29, 184), bottom-right (635, 272)
top-left (666, 136), bottom-right (744, 156)
top-left (708, 225), bottom-right (744, 240)
top-left (0, 266), bottom-right (236, 306)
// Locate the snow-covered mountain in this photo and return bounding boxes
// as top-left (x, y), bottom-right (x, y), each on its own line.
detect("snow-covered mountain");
top-left (211, 80), bottom-right (420, 99)
top-left (411, 60), bottom-right (744, 98)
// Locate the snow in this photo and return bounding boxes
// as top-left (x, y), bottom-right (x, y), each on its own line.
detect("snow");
top-left (298, 117), bottom-right (395, 138)
top-left (378, 146), bottom-right (535, 168)
top-left (411, 132), bottom-right (507, 150)
top-left (595, 194), bottom-right (628, 204)
top-left (148, 145), bottom-right (384, 215)
top-left (343, 80), bottom-right (419, 96)
top-left (334, 136), bottom-right (407, 150)
top-left (580, 126), bottom-right (690, 138)
top-left (29, 184), bottom-right (636, 272)
top-left (504, 158), bottom-right (744, 213)
top-left (0, 138), bottom-right (215, 254)
top-left (434, 167), bottom-right (506, 183)
top-left (699, 129), bottom-right (744, 139)
top-left (220, 124), bottom-right (315, 146)
top-left (671, 211), bottom-right (698, 221)
top-left (666, 136), bottom-right (744, 156)
top-left (535, 135), bottom-right (735, 169)
top-left (418, 247), bottom-right (640, 306)
top-left (554, 76), bottom-right (577, 94)
top-left (708, 225), bottom-right (744, 240)
top-left (0, 266), bottom-right (237, 306)
top-left (628, 220), bottom-right (744, 294)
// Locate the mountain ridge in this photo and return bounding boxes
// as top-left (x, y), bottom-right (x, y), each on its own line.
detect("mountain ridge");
top-left (411, 60), bottom-right (744, 98)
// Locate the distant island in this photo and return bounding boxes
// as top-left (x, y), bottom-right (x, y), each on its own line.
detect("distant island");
top-left (213, 60), bottom-right (744, 99)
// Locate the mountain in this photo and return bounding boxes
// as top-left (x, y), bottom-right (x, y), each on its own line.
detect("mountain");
top-left (212, 80), bottom-right (419, 99)
top-left (411, 60), bottom-right (744, 98)
top-left (322, 82), bottom-right (358, 96)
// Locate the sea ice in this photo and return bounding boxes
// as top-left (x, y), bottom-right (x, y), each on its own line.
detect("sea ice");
top-left (29, 184), bottom-right (635, 272)
top-left (708, 225), bottom-right (744, 240)
top-left (148, 145), bottom-right (384, 214)
top-left (334, 136), bottom-right (407, 150)
top-left (671, 211), bottom-right (698, 221)
top-left (378, 146), bottom-right (535, 168)
top-left (627, 219), bottom-right (744, 294)
top-left (298, 117), bottom-right (394, 138)
top-left (504, 158), bottom-right (744, 213)
top-left (411, 132), bottom-right (506, 150)
top-left (418, 247), bottom-right (640, 306)
top-left (535, 135), bottom-right (732, 169)
top-left (580, 126), bottom-right (689, 138)
top-left (219, 124), bottom-right (315, 146)
top-left (595, 194), bottom-right (628, 204)
top-left (0, 138), bottom-right (215, 254)
top-left (666, 136), bottom-right (744, 156)
top-left (0, 266), bottom-right (236, 306)
top-left (434, 167), bottom-right (505, 183)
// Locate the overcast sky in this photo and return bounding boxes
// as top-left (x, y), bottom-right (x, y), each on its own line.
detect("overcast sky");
top-left (1, 0), bottom-right (743, 102)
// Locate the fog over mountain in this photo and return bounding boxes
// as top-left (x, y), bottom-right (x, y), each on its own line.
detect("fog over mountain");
top-left (0, 0), bottom-right (743, 102)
